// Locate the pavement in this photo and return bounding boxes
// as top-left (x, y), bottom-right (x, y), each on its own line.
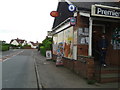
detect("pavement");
top-left (33, 50), bottom-right (119, 89)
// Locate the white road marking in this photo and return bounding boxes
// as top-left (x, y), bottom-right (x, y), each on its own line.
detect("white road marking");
top-left (2, 50), bottom-right (24, 62)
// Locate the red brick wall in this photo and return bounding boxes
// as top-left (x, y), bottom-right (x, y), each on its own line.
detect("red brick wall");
top-left (63, 58), bottom-right (74, 71)
top-left (77, 45), bottom-right (88, 56)
top-left (63, 57), bottom-right (95, 80)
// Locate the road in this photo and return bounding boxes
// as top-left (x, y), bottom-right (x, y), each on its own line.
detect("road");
top-left (2, 49), bottom-right (38, 88)
top-left (1, 49), bottom-right (119, 89)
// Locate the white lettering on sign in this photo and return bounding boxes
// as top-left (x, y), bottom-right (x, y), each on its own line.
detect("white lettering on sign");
top-left (97, 7), bottom-right (120, 17)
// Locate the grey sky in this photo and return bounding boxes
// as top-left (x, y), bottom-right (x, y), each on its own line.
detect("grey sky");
top-left (0, 0), bottom-right (58, 43)
top-left (0, 0), bottom-right (119, 43)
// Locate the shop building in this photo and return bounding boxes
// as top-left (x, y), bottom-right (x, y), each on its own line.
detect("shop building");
top-left (51, 1), bottom-right (120, 83)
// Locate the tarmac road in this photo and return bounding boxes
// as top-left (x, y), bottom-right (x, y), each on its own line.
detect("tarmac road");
top-left (2, 49), bottom-right (38, 88)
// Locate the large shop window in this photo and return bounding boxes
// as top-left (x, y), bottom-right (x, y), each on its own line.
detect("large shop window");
top-left (53, 34), bottom-right (58, 55)
top-left (64, 27), bottom-right (73, 59)
top-left (53, 27), bottom-right (74, 59)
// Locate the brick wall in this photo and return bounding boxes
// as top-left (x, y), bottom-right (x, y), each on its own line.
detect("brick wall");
top-left (63, 57), bottom-right (95, 80)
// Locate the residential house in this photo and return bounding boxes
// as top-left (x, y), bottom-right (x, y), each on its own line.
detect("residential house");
top-left (0, 40), bottom-right (6, 44)
top-left (28, 41), bottom-right (39, 49)
top-left (10, 38), bottom-right (27, 46)
top-left (51, 0), bottom-right (120, 83)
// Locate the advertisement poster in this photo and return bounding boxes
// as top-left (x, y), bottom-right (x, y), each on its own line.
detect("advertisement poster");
top-left (64, 27), bottom-right (73, 59)
top-left (46, 50), bottom-right (52, 60)
top-left (53, 44), bottom-right (58, 55)
top-left (56, 42), bottom-right (64, 66)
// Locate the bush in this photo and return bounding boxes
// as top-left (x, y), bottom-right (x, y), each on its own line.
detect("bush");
top-left (0, 44), bottom-right (10, 51)
top-left (39, 37), bottom-right (52, 56)
top-left (21, 44), bottom-right (31, 49)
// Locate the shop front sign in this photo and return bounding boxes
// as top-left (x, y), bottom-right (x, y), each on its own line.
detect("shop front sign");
top-left (91, 4), bottom-right (120, 19)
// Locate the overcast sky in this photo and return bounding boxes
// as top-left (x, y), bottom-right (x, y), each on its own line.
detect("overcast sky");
top-left (0, 0), bottom-right (119, 43)
top-left (0, 0), bottom-right (58, 43)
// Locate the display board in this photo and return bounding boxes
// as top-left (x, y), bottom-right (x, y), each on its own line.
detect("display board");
top-left (46, 50), bottom-right (52, 60)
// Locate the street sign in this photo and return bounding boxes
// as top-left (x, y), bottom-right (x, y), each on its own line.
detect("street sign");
top-left (68, 4), bottom-right (76, 12)
top-left (70, 17), bottom-right (76, 26)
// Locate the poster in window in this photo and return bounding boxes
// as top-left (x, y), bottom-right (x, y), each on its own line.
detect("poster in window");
top-left (56, 42), bottom-right (64, 66)
top-left (80, 37), bottom-right (86, 44)
top-left (78, 28), bottom-right (84, 36)
top-left (85, 37), bottom-right (89, 44)
top-left (53, 44), bottom-right (58, 55)
top-left (64, 27), bottom-right (73, 59)
top-left (84, 28), bottom-right (89, 36)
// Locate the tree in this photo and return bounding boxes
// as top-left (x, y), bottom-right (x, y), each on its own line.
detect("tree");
top-left (40, 36), bottom-right (52, 56)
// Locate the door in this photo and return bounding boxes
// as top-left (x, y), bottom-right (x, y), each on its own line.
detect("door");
top-left (92, 25), bottom-right (105, 63)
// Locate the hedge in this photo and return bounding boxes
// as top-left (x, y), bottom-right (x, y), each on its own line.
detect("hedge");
top-left (0, 44), bottom-right (10, 51)
top-left (40, 46), bottom-right (46, 56)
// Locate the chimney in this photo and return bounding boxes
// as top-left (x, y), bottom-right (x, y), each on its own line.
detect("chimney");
top-left (36, 41), bottom-right (38, 44)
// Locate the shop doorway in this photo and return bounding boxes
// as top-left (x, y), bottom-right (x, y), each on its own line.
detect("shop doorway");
top-left (92, 25), bottom-right (105, 64)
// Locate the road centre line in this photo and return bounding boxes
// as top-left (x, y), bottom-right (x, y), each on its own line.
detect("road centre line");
top-left (2, 50), bottom-right (24, 62)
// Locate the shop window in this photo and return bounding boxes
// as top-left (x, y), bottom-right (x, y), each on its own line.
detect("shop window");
top-left (78, 27), bottom-right (89, 45)
top-left (53, 34), bottom-right (58, 55)
top-left (111, 27), bottom-right (120, 50)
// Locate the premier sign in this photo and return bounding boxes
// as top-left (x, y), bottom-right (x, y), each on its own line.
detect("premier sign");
top-left (91, 4), bottom-right (120, 19)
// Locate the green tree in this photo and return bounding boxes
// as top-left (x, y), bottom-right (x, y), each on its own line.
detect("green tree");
top-left (40, 36), bottom-right (52, 56)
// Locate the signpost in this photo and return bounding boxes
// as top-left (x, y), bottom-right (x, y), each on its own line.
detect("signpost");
top-left (70, 17), bottom-right (76, 26)
top-left (68, 4), bottom-right (76, 12)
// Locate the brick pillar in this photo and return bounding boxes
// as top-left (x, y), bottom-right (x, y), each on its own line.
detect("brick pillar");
top-left (86, 58), bottom-right (95, 80)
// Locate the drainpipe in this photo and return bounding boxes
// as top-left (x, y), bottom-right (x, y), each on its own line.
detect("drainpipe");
top-left (88, 17), bottom-right (93, 56)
